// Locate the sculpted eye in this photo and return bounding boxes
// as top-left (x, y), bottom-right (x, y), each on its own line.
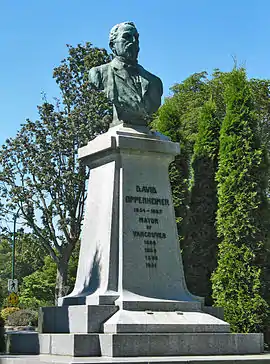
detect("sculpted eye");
top-left (123, 33), bottom-right (132, 40)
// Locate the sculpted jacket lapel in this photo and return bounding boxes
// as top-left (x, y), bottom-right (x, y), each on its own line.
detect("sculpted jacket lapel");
top-left (138, 65), bottom-right (149, 97)
top-left (111, 58), bottom-right (139, 96)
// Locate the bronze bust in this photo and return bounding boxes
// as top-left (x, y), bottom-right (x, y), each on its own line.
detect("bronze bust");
top-left (89, 21), bottom-right (163, 126)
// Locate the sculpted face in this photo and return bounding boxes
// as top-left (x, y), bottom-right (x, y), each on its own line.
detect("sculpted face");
top-left (110, 23), bottom-right (139, 63)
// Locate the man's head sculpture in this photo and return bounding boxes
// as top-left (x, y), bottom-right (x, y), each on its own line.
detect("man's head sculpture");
top-left (89, 22), bottom-right (163, 127)
top-left (109, 22), bottom-right (140, 64)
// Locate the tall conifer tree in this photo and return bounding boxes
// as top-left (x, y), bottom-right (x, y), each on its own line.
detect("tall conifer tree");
top-left (183, 99), bottom-right (220, 305)
top-left (212, 68), bottom-right (269, 332)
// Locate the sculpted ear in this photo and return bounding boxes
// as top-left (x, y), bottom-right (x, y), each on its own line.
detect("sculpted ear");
top-left (109, 41), bottom-right (115, 53)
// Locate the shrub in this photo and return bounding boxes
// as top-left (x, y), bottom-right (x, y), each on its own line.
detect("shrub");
top-left (6, 309), bottom-right (38, 327)
top-left (1, 307), bottom-right (20, 322)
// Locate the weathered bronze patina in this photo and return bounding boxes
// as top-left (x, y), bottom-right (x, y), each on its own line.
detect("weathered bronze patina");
top-left (89, 21), bottom-right (163, 126)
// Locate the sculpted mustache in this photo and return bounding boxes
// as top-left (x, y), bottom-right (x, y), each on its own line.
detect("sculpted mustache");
top-left (125, 44), bottom-right (138, 50)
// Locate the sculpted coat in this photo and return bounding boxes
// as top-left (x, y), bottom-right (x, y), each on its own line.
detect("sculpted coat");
top-left (89, 57), bottom-right (163, 126)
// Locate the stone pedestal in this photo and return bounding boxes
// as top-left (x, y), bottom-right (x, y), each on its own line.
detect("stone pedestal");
top-left (59, 123), bottom-right (201, 308)
top-left (33, 124), bottom-right (263, 358)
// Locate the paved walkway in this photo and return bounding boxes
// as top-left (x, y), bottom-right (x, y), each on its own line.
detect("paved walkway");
top-left (1, 353), bottom-right (270, 364)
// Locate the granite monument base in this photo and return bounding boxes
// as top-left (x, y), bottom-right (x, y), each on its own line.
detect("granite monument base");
top-left (35, 303), bottom-right (263, 357)
top-left (5, 328), bottom-right (264, 357)
top-left (37, 331), bottom-right (263, 357)
top-left (13, 124), bottom-right (263, 359)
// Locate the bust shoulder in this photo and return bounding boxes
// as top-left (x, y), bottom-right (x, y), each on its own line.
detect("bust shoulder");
top-left (88, 63), bottom-right (111, 89)
top-left (138, 64), bottom-right (163, 96)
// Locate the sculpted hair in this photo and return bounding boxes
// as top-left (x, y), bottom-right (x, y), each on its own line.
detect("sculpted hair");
top-left (109, 21), bottom-right (137, 49)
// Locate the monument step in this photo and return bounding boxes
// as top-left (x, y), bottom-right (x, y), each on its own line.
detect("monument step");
top-left (6, 332), bottom-right (100, 356)
top-left (39, 305), bottom-right (118, 333)
top-left (39, 303), bottom-right (225, 335)
top-left (5, 331), bottom-right (264, 358)
top-left (6, 331), bottom-right (39, 355)
top-left (39, 333), bottom-right (100, 356)
top-left (119, 299), bottom-right (203, 312)
top-left (99, 332), bottom-right (264, 357)
top-left (103, 310), bottom-right (230, 333)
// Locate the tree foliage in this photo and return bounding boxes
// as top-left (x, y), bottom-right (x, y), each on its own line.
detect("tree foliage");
top-left (19, 256), bottom-right (57, 309)
top-left (183, 99), bottom-right (220, 305)
top-left (211, 68), bottom-right (270, 332)
top-left (0, 232), bottom-right (45, 307)
top-left (156, 69), bottom-right (270, 319)
top-left (0, 43), bottom-right (112, 298)
top-left (153, 72), bottom-right (209, 237)
top-left (250, 78), bottom-right (270, 153)
top-left (19, 240), bottom-right (79, 309)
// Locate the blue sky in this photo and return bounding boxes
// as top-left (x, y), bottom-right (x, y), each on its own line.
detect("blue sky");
top-left (0, 0), bottom-right (269, 145)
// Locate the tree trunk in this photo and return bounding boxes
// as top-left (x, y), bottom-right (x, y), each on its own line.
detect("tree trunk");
top-left (54, 241), bottom-right (77, 304)
top-left (55, 258), bottom-right (69, 304)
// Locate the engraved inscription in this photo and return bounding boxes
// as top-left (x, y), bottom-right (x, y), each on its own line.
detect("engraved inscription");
top-left (151, 209), bottom-right (163, 214)
top-left (133, 231), bottom-right (166, 238)
top-left (125, 196), bottom-right (169, 205)
top-left (126, 185), bottom-right (169, 269)
top-left (139, 217), bottom-right (158, 224)
top-left (136, 185), bottom-right (157, 193)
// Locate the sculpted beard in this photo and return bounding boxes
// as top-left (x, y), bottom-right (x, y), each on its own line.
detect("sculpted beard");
top-left (125, 43), bottom-right (139, 61)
